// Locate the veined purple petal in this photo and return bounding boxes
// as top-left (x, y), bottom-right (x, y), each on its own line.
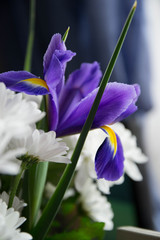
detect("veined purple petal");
top-left (59, 62), bottom-right (102, 121)
top-left (95, 127), bottom-right (124, 181)
top-left (56, 82), bottom-right (140, 136)
top-left (0, 71), bottom-right (49, 95)
top-left (43, 33), bottom-right (76, 75)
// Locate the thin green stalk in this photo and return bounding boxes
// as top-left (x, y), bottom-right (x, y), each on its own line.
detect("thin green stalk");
top-left (24, 0), bottom-right (36, 71)
top-left (9, 161), bottom-right (27, 208)
top-left (31, 2), bottom-right (137, 239)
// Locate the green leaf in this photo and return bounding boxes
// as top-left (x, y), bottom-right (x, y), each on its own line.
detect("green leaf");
top-left (31, 2), bottom-right (137, 239)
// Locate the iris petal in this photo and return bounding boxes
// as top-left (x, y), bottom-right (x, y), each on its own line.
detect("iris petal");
top-left (43, 34), bottom-right (66, 74)
top-left (44, 54), bottom-right (63, 91)
top-left (43, 33), bottom-right (76, 75)
top-left (48, 89), bottom-right (59, 131)
top-left (95, 127), bottom-right (124, 181)
top-left (101, 126), bottom-right (117, 156)
top-left (59, 62), bottom-right (102, 122)
top-left (0, 71), bottom-right (49, 95)
top-left (56, 82), bottom-right (140, 136)
top-left (18, 78), bottom-right (49, 95)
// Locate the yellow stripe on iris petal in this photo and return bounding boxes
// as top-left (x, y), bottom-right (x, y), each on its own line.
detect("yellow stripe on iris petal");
top-left (21, 78), bottom-right (49, 91)
top-left (101, 125), bottom-right (117, 156)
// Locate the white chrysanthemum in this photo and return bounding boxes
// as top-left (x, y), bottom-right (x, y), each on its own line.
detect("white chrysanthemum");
top-left (13, 129), bottom-right (70, 164)
top-left (77, 178), bottom-right (114, 231)
top-left (0, 192), bottom-right (27, 213)
top-left (63, 122), bottom-right (147, 194)
top-left (0, 199), bottom-right (32, 240)
top-left (0, 83), bottom-right (45, 142)
top-left (0, 83), bottom-right (45, 174)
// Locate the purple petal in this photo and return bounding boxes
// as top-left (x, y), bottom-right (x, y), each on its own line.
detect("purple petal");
top-left (54, 49), bottom-right (76, 70)
top-left (95, 129), bottom-right (124, 181)
top-left (0, 71), bottom-right (49, 95)
top-left (56, 82), bottom-right (140, 136)
top-left (43, 34), bottom-right (66, 74)
top-left (59, 62), bottom-right (102, 121)
top-left (113, 84), bottom-right (140, 122)
top-left (48, 89), bottom-right (59, 131)
top-left (93, 83), bottom-right (140, 128)
top-left (43, 33), bottom-right (76, 75)
top-left (44, 54), bottom-right (63, 90)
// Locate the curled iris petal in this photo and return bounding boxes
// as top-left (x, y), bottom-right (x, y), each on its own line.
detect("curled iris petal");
top-left (95, 126), bottom-right (124, 181)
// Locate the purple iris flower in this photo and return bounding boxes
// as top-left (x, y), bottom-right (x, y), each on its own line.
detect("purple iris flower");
top-left (0, 33), bottom-right (140, 181)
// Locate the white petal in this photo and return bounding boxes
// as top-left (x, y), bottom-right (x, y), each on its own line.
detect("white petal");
top-left (124, 160), bottom-right (143, 181)
top-left (0, 198), bottom-right (31, 239)
top-left (97, 179), bottom-right (111, 194)
top-left (6, 212), bottom-right (20, 228)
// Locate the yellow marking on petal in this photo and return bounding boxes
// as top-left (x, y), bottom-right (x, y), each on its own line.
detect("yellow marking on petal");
top-left (22, 78), bottom-right (49, 91)
top-left (101, 125), bottom-right (117, 156)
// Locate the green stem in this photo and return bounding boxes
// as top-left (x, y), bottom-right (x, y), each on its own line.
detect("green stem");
top-left (31, 2), bottom-right (137, 239)
top-left (8, 161), bottom-right (27, 208)
top-left (24, 0), bottom-right (36, 71)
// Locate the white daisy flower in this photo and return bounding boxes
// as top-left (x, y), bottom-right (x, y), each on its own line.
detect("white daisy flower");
top-left (0, 83), bottom-right (45, 174)
top-left (0, 83), bottom-right (45, 143)
top-left (13, 129), bottom-right (70, 164)
top-left (76, 178), bottom-right (114, 231)
top-left (0, 198), bottom-right (32, 240)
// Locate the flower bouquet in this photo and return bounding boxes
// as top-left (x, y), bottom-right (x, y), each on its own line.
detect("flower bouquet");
top-left (0, 1), bottom-right (147, 239)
